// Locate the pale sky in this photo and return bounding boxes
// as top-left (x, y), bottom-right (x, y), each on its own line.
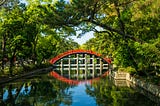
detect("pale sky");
top-left (72, 31), bottom-right (94, 45)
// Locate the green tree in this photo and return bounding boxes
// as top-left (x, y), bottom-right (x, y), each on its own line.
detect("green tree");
top-left (69, 0), bottom-right (160, 76)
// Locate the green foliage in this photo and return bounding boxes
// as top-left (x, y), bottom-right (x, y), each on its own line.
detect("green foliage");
top-left (0, 0), bottom-right (160, 78)
top-left (118, 67), bottom-right (136, 75)
top-left (0, 0), bottom-right (79, 75)
top-left (126, 67), bottom-right (136, 75)
top-left (81, 0), bottom-right (160, 77)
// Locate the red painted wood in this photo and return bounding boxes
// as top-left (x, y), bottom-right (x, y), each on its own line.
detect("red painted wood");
top-left (49, 49), bottom-right (111, 64)
top-left (50, 71), bottom-right (109, 85)
top-left (49, 50), bottom-right (111, 84)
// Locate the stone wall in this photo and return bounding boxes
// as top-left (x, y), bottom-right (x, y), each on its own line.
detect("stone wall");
top-left (126, 73), bottom-right (160, 98)
top-left (110, 71), bottom-right (160, 98)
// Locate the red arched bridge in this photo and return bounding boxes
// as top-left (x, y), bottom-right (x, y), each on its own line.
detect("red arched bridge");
top-left (50, 49), bottom-right (112, 81)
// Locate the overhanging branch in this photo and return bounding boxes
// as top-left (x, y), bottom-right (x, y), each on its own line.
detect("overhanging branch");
top-left (90, 20), bottom-right (144, 43)
top-left (0, 0), bottom-right (6, 6)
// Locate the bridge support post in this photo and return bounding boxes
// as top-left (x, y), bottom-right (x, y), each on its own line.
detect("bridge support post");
top-left (85, 54), bottom-right (88, 80)
top-left (100, 58), bottom-right (103, 75)
top-left (76, 54), bottom-right (79, 80)
top-left (92, 55), bottom-right (95, 78)
top-left (68, 55), bottom-right (71, 78)
top-left (60, 59), bottom-right (63, 76)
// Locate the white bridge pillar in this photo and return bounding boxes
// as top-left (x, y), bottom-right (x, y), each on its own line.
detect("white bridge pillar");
top-left (85, 54), bottom-right (88, 80)
top-left (76, 54), bottom-right (79, 80)
top-left (68, 55), bottom-right (71, 78)
top-left (100, 58), bottom-right (103, 75)
top-left (60, 59), bottom-right (63, 76)
top-left (92, 55), bottom-right (95, 78)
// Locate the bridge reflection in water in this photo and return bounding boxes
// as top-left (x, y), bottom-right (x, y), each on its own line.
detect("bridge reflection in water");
top-left (52, 53), bottom-right (110, 80)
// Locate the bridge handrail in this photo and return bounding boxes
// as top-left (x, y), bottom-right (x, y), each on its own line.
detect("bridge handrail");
top-left (50, 49), bottom-right (111, 64)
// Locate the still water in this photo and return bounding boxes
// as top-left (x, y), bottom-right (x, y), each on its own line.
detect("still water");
top-left (0, 71), bottom-right (159, 106)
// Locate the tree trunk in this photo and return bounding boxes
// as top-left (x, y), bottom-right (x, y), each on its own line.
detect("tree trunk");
top-left (32, 34), bottom-right (38, 65)
top-left (1, 35), bottom-right (7, 73)
top-left (9, 46), bottom-right (17, 76)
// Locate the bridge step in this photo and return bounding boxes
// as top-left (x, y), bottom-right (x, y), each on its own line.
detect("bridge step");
top-left (111, 71), bottom-right (127, 80)
top-left (113, 80), bottom-right (129, 86)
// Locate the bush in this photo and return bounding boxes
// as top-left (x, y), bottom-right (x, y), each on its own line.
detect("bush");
top-left (118, 67), bottom-right (136, 75)
top-left (126, 67), bottom-right (136, 75)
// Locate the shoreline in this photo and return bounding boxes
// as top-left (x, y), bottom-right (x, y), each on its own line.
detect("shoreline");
top-left (0, 67), bottom-right (53, 84)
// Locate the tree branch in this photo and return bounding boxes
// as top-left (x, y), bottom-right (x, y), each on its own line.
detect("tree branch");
top-left (0, 0), bottom-right (6, 6)
top-left (90, 20), bottom-right (144, 43)
top-left (114, 1), bottom-right (125, 34)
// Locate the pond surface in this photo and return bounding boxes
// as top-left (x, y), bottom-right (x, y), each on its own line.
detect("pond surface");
top-left (0, 71), bottom-right (159, 106)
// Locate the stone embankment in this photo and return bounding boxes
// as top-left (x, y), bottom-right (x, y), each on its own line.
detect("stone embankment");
top-left (126, 73), bottom-right (160, 98)
top-left (110, 71), bottom-right (160, 98)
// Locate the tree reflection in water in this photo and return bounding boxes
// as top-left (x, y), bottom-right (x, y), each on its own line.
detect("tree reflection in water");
top-left (0, 75), bottom-right (75, 106)
top-left (85, 77), bottom-right (157, 106)
top-left (0, 74), bottom-right (158, 106)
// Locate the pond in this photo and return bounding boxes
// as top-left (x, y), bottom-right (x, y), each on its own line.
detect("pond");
top-left (0, 71), bottom-right (159, 106)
